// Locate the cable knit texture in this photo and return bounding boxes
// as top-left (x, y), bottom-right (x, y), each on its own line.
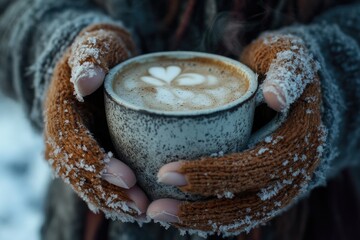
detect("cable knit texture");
top-left (44, 24), bottom-right (139, 221)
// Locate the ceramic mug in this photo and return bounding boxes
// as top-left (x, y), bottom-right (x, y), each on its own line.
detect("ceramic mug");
top-left (104, 51), bottom-right (284, 200)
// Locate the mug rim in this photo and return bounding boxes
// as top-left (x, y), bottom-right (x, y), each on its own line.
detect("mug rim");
top-left (104, 51), bottom-right (258, 117)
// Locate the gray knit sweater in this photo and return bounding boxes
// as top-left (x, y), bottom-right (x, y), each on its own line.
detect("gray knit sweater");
top-left (0, 0), bottom-right (359, 239)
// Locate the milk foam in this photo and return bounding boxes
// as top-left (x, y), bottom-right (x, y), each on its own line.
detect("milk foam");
top-left (114, 60), bottom-right (249, 111)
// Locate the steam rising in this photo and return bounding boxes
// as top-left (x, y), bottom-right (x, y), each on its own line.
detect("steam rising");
top-left (200, 12), bottom-right (245, 56)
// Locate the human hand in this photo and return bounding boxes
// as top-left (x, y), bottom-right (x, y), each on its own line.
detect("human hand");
top-left (147, 33), bottom-right (325, 236)
top-left (44, 24), bottom-right (149, 222)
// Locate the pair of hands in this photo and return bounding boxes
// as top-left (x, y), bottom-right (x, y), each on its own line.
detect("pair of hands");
top-left (68, 24), bottom-right (290, 217)
top-left (44, 24), bottom-right (324, 235)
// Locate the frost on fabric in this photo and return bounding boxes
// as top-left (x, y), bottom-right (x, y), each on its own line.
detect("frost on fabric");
top-left (306, 109), bottom-right (313, 114)
top-left (263, 34), bottom-right (320, 112)
top-left (210, 151), bottom-right (224, 157)
top-left (67, 28), bottom-right (132, 102)
top-left (257, 147), bottom-right (269, 155)
top-left (257, 176), bottom-right (295, 201)
top-left (262, 135), bottom-right (284, 146)
top-left (153, 220), bottom-right (171, 230)
top-left (179, 228), bottom-right (212, 239)
top-left (257, 181), bottom-right (283, 201)
top-left (293, 154), bottom-right (299, 162)
top-left (264, 136), bottom-right (273, 143)
top-left (67, 32), bottom-right (105, 102)
top-left (215, 215), bottom-right (266, 237)
top-left (26, 8), bottom-right (126, 125)
top-left (100, 151), bottom-right (113, 175)
top-left (87, 202), bottom-right (100, 214)
top-left (272, 136), bottom-right (284, 145)
top-left (281, 24), bottom-right (347, 187)
top-left (26, 11), bottom-right (139, 224)
top-left (217, 191), bottom-right (234, 199)
top-left (178, 210), bottom-right (270, 238)
top-left (75, 158), bottom-right (96, 173)
top-left (180, 9), bottom-right (360, 237)
top-left (45, 133), bottom-right (139, 223)
top-left (88, 188), bottom-right (146, 224)
top-left (224, 191), bottom-right (235, 199)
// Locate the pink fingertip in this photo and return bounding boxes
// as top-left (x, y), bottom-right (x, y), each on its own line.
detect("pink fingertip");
top-left (102, 158), bottom-right (136, 189)
top-left (157, 162), bottom-right (187, 186)
top-left (75, 65), bottom-right (105, 97)
top-left (157, 161), bottom-right (183, 177)
top-left (147, 199), bottom-right (181, 223)
top-left (263, 84), bottom-right (286, 112)
top-left (124, 186), bottom-right (150, 215)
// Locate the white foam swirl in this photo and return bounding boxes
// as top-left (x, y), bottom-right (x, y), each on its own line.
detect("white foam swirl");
top-left (117, 64), bottom-right (247, 111)
top-left (138, 66), bottom-right (222, 108)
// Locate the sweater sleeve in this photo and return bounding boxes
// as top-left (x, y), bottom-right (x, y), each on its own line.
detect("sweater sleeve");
top-left (0, 0), bottom-right (127, 130)
top-left (278, 3), bottom-right (360, 191)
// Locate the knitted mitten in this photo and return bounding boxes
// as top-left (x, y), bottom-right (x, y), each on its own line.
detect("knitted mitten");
top-left (171, 33), bottom-right (326, 236)
top-left (44, 24), bottom-right (141, 221)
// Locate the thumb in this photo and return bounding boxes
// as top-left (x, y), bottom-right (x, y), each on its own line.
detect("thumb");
top-left (70, 62), bottom-right (106, 100)
top-left (68, 24), bottom-right (135, 101)
top-left (262, 43), bottom-right (318, 112)
top-left (240, 33), bottom-right (318, 112)
top-left (262, 82), bottom-right (287, 112)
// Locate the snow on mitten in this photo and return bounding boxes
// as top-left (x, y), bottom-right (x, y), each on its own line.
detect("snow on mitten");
top-left (151, 33), bottom-right (327, 236)
top-left (43, 24), bottom-right (144, 221)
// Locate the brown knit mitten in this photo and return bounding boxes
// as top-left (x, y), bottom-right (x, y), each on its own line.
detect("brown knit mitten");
top-left (153, 33), bottom-right (327, 236)
top-left (44, 24), bottom-right (143, 221)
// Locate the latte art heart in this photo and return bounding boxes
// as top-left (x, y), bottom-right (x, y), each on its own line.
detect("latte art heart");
top-left (140, 66), bottom-right (180, 86)
top-left (139, 66), bottom-right (224, 107)
top-left (114, 60), bottom-right (249, 111)
top-left (141, 66), bottom-right (216, 87)
top-left (148, 66), bottom-right (181, 83)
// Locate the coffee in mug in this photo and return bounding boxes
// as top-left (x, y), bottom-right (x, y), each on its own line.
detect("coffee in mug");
top-left (104, 51), bottom-right (283, 200)
top-left (113, 58), bottom-right (249, 112)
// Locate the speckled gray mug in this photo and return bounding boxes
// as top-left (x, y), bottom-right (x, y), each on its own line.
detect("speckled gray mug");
top-left (104, 51), bottom-right (283, 200)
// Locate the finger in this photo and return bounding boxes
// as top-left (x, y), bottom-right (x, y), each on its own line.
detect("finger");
top-left (84, 211), bottom-right (104, 240)
top-left (157, 161), bottom-right (187, 186)
top-left (134, 213), bottom-right (151, 223)
top-left (261, 42), bottom-right (317, 112)
top-left (102, 157), bottom-right (136, 189)
top-left (147, 199), bottom-right (181, 223)
top-left (158, 82), bottom-right (322, 197)
top-left (125, 185), bottom-right (150, 214)
top-left (72, 64), bottom-right (105, 98)
top-left (263, 82), bottom-right (286, 112)
top-left (68, 24), bottom-right (135, 101)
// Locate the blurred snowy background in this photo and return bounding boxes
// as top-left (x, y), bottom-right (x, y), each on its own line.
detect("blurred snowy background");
top-left (0, 93), bottom-right (50, 240)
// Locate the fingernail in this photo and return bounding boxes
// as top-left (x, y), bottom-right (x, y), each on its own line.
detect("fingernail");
top-left (102, 158), bottom-right (136, 189)
top-left (124, 185), bottom-right (149, 214)
top-left (147, 199), bottom-right (181, 223)
top-left (157, 172), bottom-right (187, 186)
top-left (73, 64), bottom-right (105, 97)
top-left (148, 211), bottom-right (180, 223)
top-left (263, 84), bottom-right (286, 111)
top-left (102, 173), bottom-right (130, 189)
